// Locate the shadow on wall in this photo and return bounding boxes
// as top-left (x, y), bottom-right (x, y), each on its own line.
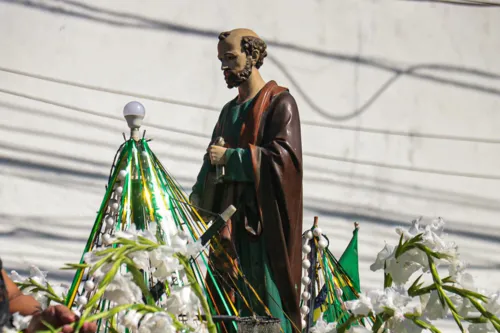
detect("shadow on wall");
top-left (402, 0), bottom-right (500, 7)
top-left (304, 197), bottom-right (500, 244)
top-left (1, 0), bottom-right (500, 122)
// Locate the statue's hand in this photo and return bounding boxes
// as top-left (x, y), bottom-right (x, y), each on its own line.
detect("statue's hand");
top-left (208, 145), bottom-right (227, 165)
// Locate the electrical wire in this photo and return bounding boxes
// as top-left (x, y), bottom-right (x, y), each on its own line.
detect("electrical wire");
top-left (1, 87), bottom-right (499, 181)
top-left (1, 66), bottom-right (499, 144)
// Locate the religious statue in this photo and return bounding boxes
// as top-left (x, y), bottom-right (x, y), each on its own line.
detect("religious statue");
top-left (190, 28), bottom-right (303, 333)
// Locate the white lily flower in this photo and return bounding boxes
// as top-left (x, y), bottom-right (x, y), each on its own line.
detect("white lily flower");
top-left (448, 257), bottom-right (466, 279)
top-left (311, 316), bottom-right (337, 333)
top-left (103, 271), bottom-right (143, 305)
top-left (345, 293), bottom-right (374, 316)
top-left (386, 316), bottom-right (427, 333)
top-left (166, 284), bottom-right (200, 317)
top-left (396, 217), bottom-right (423, 241)
top-left (153, 257), bottom-right (183, 282)
top-left (486, 291), bottom-right (500, 315)
top-left (422, 291), bottom-right (448, 320)
top-left (11, 313), bottom-right (32, 331)
top-left (138, 312), bottom-right (176, 333)
top-left (468, 323), bottom-right (495, 333)
top-left (370, 243), bottom-right (395, 272)
top-left (120, 309), bottom-right (143, 330)
top-left (128, 250), bottom-right (151, 271)
top-left (28, 265), bottom-right (48, 286)
top-left (185, 239), bottom-right (204, 257)
top-left (347, 325), bottom-right (371, 333)
top-left (385, 256), bottom-right (422, 285)
top-left (401, 249), bottom-right (429, 270)
top-left (9, 271), bottom-right (25, 283)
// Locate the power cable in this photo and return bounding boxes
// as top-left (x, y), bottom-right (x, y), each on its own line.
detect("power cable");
top-left (1, 66), bottom-right (499, 144)
top-left (1, 87), bottom-right (499, 180)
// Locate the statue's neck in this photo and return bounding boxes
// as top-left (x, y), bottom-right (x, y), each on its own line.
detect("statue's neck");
top-left (237, 70), bottom-right (266, 104)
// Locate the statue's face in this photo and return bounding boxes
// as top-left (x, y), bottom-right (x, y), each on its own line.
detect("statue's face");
top-left (217, 36), bottom-right (253, 88)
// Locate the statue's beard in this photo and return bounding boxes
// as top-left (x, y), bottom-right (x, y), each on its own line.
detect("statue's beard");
top-left (224, 57), bottom-right (253, 89)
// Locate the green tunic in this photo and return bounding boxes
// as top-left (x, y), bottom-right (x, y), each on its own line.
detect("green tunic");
top-left (193, 97), bottom-right (292, 333)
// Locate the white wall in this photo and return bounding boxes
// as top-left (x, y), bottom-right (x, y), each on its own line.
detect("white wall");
top-left (1, 0), bottom-right (499, 323)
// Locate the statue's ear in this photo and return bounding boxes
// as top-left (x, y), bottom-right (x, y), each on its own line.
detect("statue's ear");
top-left (251, 49), bottom-right (260, 66)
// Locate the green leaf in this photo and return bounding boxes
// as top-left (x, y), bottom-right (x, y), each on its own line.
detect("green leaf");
top-left (61, 263), bottom-right (90, 270)
top-left (409, 274), bottom-right (424, 293)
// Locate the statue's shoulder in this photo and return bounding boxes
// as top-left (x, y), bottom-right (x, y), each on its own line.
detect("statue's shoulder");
top-left (271, 88), bottom-right (298, 114)
top-left (217, 97), bottom-right (237, 119)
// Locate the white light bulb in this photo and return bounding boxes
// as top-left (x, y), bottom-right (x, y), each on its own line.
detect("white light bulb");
top-left (300, 305), bottom-right (310, 315)
top-left (77, 296), bottom-right (88, 306)
top-left (301, 291), bottom-right (310, 300)
top-left (103, 234), bottom-right (112, 245)
top-left (105, 215), bottom-right (114, 227)
top-left (302, 244), bottom-right (311, 254)
top-left (301, 320), bottom-right (307, 329)
top-left (304, 230), bottom-right (313, 240)
top-left (313, 227), bottom-right (322, 237)
top-left (115, 186), bottom-right (123, 196)
top-left (85, 280), bottom-right (95, 290)
top-left (318, 237), bottom-right (328, 249)
top-left (123, 101), bottom-right (146, 129)
top-left (109, 199), bottom-right (119, 212)
top-left (302, 259), bottom-right (311, 269)
top-left (301, 276), bottom-right (310, 286)
top-left (123, 101), bottom-right (145, 117)
top-left (118, 170), bottom-right (128, 181)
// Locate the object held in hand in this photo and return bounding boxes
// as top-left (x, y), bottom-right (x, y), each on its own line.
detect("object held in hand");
top-left (213, 136), bottom-right (226, 183)
top-left (200, 205), bottom-right (237, 246)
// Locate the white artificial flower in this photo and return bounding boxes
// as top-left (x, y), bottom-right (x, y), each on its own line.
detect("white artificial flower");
top-left (10, 267), bottom-right (53, 307)
top-left (120, 309), bottom-right (143, 331)
top-left (185, 239), bottom-right (204, 257)
top-left (485, 291), bottom-right (500, 315)
top-left (347, 325), bottom-right (371, 333)
top-left (448, 257), bottom-right (466, 279)
top-left (9, 271), bottom-right (24, 283)
top-left (385, 256), bottom-right (422, 285)
top-left (138, 312), bottom-right (176, 333)
top-left (370, 244), bottom-right (395, 272)
top-left (467, 290), bottom-right (500, 333)
top-left (128, 250), bottom-right (151, 271)
top-left (468, 323), bottom-right (494, 333)
top-left (386, 317), bottom-right (427, 333)
top-left (345, 293), bottom-right (374, 316)
top-left (459, 273), bottom-right (476, 291)
top-left (11, 313), bottom-right (32, 331)
top-left (153, 257), bottom-right (183, 282)
top-left (311, 316), bottom-right (337, 333)
top-left (83, 250), bottom-right (104, 266)
top-left (103, 271), bottom-right (143, 305)
top-left (91, 261), bottom-right (115, 282)
top-left (422, 290), bottom-right (448, 320)
top-left (28, 265), bottom-right (48, 286)
top-left (166, 285), bottom-right (200, 317)
top-left (396, 217), bottom-right (423, 241)
top-left (401, 249), bottom-right (429, 270)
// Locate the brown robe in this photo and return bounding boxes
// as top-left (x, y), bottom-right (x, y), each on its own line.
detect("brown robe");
top-left (201, 81), bottom-right (303, 332)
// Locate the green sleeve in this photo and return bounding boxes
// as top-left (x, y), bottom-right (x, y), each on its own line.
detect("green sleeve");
top-left (223, 148), bottom-right (254, 182)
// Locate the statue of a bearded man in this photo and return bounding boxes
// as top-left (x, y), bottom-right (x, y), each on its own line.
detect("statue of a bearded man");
top-left (191, 28), bottom-right (303, 333)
